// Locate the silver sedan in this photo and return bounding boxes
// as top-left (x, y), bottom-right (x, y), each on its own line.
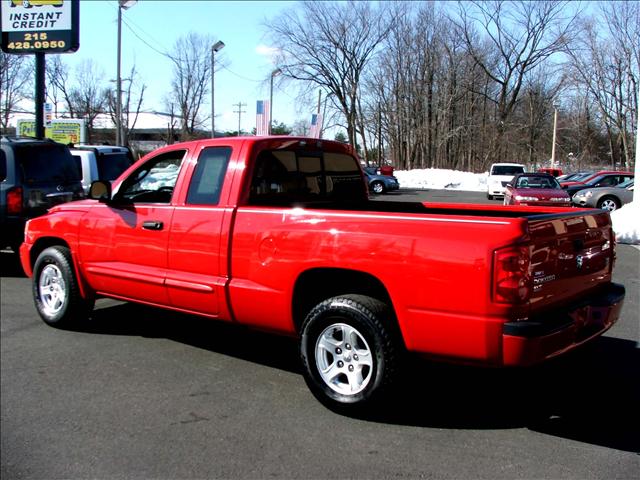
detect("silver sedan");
top-left (572, 179), bottom-right (634, 211)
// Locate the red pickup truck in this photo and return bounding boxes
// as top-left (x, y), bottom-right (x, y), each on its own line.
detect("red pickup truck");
top-left (19, 137), bottom-right (625, 410)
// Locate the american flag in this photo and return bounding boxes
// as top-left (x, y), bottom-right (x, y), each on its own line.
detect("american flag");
top-left (256, 100), bottom-right (270, 136)
top-left (309, 113), bottom-right (323, 138)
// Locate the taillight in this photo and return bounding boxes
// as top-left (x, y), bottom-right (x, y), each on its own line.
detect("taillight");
top-left (7, 187), bottom-right (23, 215)
top-left (493, 245), bottom-right (531, 304)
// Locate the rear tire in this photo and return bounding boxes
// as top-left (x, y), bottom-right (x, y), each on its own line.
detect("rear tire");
top-left (33, 246), bottom-right (93, 328)
top-left (300, 294), bottom-right (400, 412)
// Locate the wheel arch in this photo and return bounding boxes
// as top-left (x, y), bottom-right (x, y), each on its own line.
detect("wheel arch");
top-left (29, 237), bottom-right (92, 300)
top-left (292, 268), bottom-right (403, 344)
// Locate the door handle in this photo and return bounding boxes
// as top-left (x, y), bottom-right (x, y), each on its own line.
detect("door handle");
top-left (142, 220), bottom-right (164, 230)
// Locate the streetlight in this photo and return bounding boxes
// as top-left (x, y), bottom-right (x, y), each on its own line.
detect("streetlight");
top-left (269, 68), bottom-right (282, 135)
top-left (116, 0), bottom-right (137, 146)
top-left (211, 40), bottom-right (225, 138)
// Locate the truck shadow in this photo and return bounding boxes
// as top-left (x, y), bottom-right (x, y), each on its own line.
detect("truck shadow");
top-left (80, 300), bottom-right (638, 453)
top-left (385, 339), bottom-right (639, 453)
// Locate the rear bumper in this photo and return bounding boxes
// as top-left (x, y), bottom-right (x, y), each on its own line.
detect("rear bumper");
top-left (502, 282), bottom-right (625, 366)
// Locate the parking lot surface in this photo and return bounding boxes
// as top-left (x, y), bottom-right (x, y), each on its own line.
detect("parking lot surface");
top-left (2, 189), bottom-right (638, 479)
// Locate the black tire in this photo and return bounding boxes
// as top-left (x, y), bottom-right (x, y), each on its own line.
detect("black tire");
top-left (597, 196), bottom-right (620, 212)
top-left (487, 193), bottom-right (493, 200)
top-left (300, 294), bottom-right (400, 412)
top-left (32, 246), bottom-right (93, 328)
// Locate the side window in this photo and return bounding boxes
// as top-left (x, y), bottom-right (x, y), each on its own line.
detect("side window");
top-left (597, 176), bottom-right (616, 187)
top-left (118, 149), bottom-right (186, 203)
top-left (186, 146), bottom-right (231, 205)
top-left (0, 149), bottom-right (6, 182)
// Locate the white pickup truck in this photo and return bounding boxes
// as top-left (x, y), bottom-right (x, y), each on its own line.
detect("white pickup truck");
top-left (487, 162), bottom-right (526, 199)
top-left (70, 145), bottom-right (134, 194)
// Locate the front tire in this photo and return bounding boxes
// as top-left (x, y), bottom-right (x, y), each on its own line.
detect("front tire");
top-left (371, 181), bottom-right (385, 194)
top-left (300, 294), bottom-right (400, 412)
top-left (597, 196), bottom-right (620, 212)
top-left (33, 246), bottom-right (93, 328)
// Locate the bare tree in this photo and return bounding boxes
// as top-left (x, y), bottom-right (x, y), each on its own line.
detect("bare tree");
top-left (45, 57), bottom-right (107, 142)
top-left (68, 60), bottom-right (108, 143)
top-left (106, 64), bottom-right (146, 147)
top-left (167, 32), bottom-right (217, 139)
top-left (45, 55), bottom-right (74, 118)
top-left (452, 0), bottom-right (579, 162)
top-left (268, 1), bottom-right (396, 148)
top-left (1, 52), bottom-right (32, 132)
top-left (567, 2), bottom-right (638, 169)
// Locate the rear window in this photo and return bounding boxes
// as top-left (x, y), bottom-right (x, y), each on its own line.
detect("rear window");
top-left (492, 165), bottom-right (525, 176)
top-left (248, 149), bottom-right (364, 204)
top-left (96, 152), bottom-right (134, 181)
top-left (15, 143), bottom-right (81, 184)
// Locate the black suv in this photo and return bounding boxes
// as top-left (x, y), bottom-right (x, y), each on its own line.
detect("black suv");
top-left (1, 137), bottom-right (84, 253)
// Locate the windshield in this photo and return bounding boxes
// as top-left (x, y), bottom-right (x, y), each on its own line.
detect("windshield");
top-left (515, 176), bottom-right (560, 189)
top-left (15, 143), bottom-right (81, 184)
top-left (491, 165), bottom-right (524, 176)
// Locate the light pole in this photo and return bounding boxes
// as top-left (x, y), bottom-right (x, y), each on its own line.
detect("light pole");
top-left (211, 40), bottom-right (225, 138)
top-left (551, 104), bottom-right (558, 169)
top-left (116, 0), bottom-right (137, 146)
top-left (269, 68), bottom-right (281, 135)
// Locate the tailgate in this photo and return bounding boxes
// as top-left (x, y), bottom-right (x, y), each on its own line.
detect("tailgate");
top-left (526, 209), bottom-right (614, 312)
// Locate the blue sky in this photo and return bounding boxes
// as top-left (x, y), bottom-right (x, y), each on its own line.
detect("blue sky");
top-left (66, 0), bottom-right (302, 132)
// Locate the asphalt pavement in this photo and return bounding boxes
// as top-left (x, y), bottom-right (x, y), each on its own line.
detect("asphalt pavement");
top-left (2, 189), bottom-right (638, 479)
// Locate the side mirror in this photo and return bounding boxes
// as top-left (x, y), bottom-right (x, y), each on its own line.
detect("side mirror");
top-left (89, 180), bottom-right (112, 203)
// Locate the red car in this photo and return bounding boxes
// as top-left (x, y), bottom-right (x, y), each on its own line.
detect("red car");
top-left (504, 173), bottom-right (571, 206)
top-left (560, 170), bottom-right (633, 188)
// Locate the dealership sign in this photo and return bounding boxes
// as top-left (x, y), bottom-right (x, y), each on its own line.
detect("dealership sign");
top-left (0, 0), bottom-right (79, 54)
top-left (17, 118), bottom-right (86, 144)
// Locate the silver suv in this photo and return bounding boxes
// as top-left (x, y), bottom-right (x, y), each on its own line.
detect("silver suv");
top-left (70, 145), bottom-right (135, 194)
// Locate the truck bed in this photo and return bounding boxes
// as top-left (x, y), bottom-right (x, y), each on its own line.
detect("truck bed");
top-left (268, 198), bottom-right (598, 220)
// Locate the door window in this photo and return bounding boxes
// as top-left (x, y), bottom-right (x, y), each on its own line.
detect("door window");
top-left (117, 150), bottom-right (186, 203)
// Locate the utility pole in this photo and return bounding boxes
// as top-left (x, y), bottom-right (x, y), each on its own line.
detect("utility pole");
top-left (233, 101), bottom-right (246, 135)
